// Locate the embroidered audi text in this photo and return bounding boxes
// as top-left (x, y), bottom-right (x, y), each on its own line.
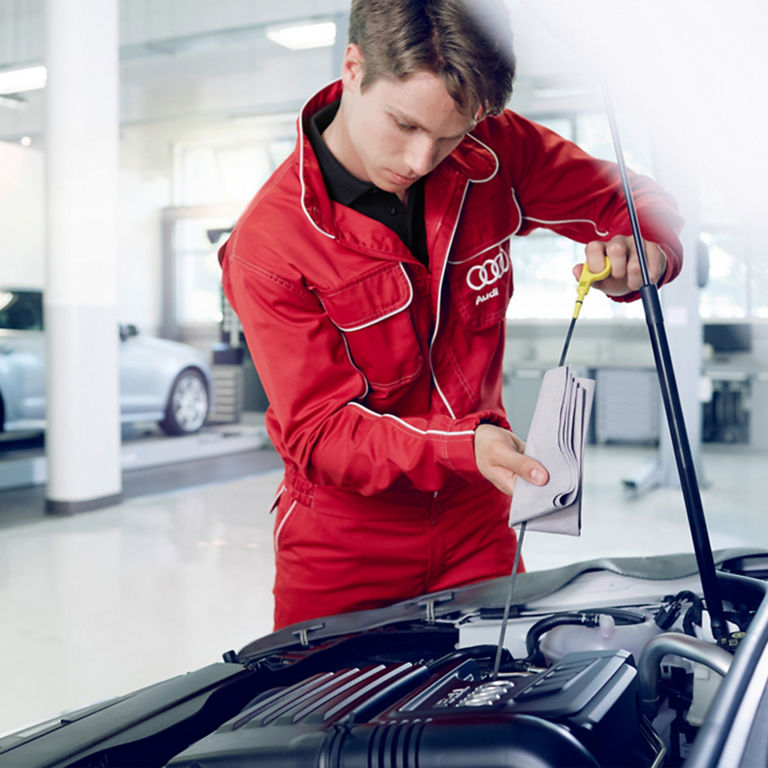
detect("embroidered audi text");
top-left (475, 287), bottom-right (499, 305)
top-left (466, 248), bottom-right (510, 291)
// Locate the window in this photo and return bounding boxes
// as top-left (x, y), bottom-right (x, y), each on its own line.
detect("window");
top-left (168, 117), bottom-right (296, 330)
top-left (172, 217), bottom-right (234, 326)
top-left (173, 117), bottom-right (295, 207)
top-left (507, 110), bottom-right (651, 321)
top-left (511, 109), bottom-right (759, 322)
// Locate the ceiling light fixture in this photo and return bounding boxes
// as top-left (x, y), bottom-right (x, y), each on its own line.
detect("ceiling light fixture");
top-left (265, 21), bottom-right (336, 50)
top-left (0, 64), bottom-right (47, 95)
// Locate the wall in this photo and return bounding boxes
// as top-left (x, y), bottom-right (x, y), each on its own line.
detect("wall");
top-left (0, 135), bottom-right (170, 329)
top-left (0, 141), bottom-right (44, 288)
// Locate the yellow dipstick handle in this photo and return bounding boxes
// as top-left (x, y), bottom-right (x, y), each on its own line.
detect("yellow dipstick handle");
top-left (572, 256), bottom-right (612, 319)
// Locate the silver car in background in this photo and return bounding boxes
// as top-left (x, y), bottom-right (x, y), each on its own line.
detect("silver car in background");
top-left (0, 288), bottom-right (212, 436)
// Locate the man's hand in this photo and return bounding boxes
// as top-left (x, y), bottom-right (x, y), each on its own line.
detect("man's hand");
top-left (474, 424), bottom-right (548, 497)
top-left (575, 235), bottom-right (667, 296)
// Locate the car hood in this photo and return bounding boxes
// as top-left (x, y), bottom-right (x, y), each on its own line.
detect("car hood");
top-left (3, 548), bottom-right (768, 768)
top-left (236, 547), bottom-right (768, 660)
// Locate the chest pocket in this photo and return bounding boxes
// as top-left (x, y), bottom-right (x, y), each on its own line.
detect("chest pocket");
top-left (448, 240), bottom-right (514, 330)
top-left (318, 262), bottom-right (424, 391)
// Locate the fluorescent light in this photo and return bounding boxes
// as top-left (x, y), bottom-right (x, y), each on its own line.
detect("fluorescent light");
top-left (266, 21), bottom-right (336, 50)
top-left (0, 65), bottom-right (47, 95)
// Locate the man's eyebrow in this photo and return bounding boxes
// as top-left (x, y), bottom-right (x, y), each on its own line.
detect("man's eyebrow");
top-left (391, 108), bottom-right (472, 140)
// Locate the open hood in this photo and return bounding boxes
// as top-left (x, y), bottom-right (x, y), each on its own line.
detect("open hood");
top-left (2, 547), bottom-right (768, 768)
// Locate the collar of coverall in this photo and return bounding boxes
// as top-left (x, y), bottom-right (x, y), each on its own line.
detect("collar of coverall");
top-left (299, 79), bottom-right (499, 188)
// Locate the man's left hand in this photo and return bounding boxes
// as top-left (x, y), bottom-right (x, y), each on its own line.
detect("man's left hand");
top-left (575, 235), bottom-right (667, 297)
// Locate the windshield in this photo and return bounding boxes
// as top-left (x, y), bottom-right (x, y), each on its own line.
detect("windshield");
top-left (0, 290), bottom-right (44, 331)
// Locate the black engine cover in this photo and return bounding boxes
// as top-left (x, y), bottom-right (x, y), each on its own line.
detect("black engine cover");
top-left (168, 650), bottom-right (638, 767)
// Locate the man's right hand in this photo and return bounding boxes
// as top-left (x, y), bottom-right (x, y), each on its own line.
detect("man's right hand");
top-left (474, 423), bottom-right (548, 497)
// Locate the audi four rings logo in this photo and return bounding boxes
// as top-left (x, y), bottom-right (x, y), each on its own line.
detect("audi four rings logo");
top-left (466, 249), bottom-right (510, 291)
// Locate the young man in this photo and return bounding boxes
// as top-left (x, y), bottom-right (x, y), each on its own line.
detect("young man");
top-left (219, 0), bottom-right (683, 629)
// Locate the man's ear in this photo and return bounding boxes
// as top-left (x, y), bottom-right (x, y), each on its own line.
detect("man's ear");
top-left (341, 43), bottom-right (365, 90)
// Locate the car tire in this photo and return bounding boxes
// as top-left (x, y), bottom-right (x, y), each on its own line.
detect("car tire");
top-left (159, 368), bottom-right (209, 436)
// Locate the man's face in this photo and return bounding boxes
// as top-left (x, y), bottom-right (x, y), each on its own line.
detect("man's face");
top-left (333, 45), bottom-right (477, 197)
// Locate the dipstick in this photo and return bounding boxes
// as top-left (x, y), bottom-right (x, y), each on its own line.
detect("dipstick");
top-left (493, 255), bottom-right (611, 678)
top-left (558, 257), bottom-right (612, 367)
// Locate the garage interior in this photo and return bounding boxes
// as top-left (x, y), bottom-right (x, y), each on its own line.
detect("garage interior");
top-left (1, 0), bottom-right (767, 740)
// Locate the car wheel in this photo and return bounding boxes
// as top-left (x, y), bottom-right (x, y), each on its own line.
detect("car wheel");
top-left (160, 369), bottom-right (209, 436)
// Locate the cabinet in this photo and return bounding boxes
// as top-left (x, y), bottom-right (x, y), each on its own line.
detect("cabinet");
top-left (594, 368), bottom-right (660, 444)
top-left (208, 364), bottom-right (244, 424)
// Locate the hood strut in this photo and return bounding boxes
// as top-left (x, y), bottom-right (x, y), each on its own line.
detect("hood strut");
top-left (602, 85), bottom-right (726, 642)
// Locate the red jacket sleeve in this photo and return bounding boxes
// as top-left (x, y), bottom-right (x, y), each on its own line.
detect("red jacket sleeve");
top-left (220, 236), bottom-right (506, 497)
top-left (489, 111), bottom-right (684, 298)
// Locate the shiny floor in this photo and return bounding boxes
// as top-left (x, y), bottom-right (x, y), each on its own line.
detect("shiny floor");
top-left (1, 439), bottom-right (766, 737)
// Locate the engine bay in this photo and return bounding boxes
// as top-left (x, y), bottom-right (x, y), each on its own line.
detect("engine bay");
top-left (165, 556), bottom-right (765, 768)
top-left (2, 551), bottom-right (766, 768)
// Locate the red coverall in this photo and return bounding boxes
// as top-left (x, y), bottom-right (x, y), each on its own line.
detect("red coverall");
top-left (219, 80), bottom-right (683, 629)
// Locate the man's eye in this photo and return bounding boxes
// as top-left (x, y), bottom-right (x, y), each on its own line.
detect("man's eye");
top-left (397, 121), bottom-right (417, 132)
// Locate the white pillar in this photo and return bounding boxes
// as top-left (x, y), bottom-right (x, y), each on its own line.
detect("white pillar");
top-left (44, 0), bottom-right (122, 513)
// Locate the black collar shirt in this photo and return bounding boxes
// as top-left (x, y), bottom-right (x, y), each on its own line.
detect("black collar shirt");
top-left (308, 101), bottom-right (429, 266)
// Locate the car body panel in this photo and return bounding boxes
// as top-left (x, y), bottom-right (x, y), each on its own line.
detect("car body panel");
top-left (0, 289), bottom-right (213, 434)
top-left (118, 334), bottom-right (210, 419)
top-left (0, 329), bottom-right (46, 427)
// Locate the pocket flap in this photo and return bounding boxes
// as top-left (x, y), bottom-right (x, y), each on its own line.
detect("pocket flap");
top-left (319, 263), bottom-right (413, 331)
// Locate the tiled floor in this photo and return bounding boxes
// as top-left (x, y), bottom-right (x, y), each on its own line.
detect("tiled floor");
top-left (0, 439), bottom-right (766, 737)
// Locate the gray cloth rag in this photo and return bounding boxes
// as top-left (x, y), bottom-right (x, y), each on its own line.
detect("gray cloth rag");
top-left (508, 366), bottom-right (594, 535)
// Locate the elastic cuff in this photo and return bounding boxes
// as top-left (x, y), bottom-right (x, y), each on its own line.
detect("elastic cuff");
top-left (443, 410), bottom-right (511, 476)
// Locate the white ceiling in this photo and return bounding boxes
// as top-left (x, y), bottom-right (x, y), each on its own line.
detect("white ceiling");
top-left (1, 0), bottom-right (766, 225)
top-left (0, 0), bottom-right (604, 144)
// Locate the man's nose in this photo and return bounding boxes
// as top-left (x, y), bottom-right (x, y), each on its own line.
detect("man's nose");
top-left (404, 135), bottom-right (437, 177)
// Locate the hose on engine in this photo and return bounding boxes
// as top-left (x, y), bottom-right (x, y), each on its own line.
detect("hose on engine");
top-left (525, 608), bottom-right (647, 665)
